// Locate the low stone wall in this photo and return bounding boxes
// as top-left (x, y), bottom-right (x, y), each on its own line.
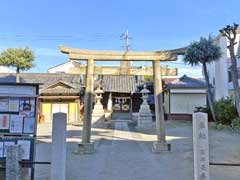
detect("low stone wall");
top-left (165, 114), bottom-right (192, 120)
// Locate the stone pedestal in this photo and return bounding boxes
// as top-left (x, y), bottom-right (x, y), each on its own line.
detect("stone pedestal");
top-left (152, 142), bottom-right (171, 153)
top-left (92, 103), bottom-right (105, 124)
top-left (138, 103), bottom-right (152, 125)
top-left (138, 85), bottom-right (152, 125)
top-left (77, 142), bottom-right (95, 154)
top-left (92, 87), bottom-right (105, 125)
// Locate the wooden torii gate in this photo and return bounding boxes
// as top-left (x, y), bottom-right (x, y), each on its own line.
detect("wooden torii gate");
top-left (60, 46), bottom-right (185, 154)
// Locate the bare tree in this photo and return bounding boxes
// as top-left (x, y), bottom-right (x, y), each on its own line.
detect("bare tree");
top-left (219, 23), bottom-right (240, 116)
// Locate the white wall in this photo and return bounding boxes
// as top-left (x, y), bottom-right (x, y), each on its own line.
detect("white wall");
top-left (214, 36), bottom-right (229, 99)
top-left (48, 61), bottom-right (76, 73)
top-left (170, 93), bottom-right (207, 114)
top-left (0, 66), bottom-right (15, 73)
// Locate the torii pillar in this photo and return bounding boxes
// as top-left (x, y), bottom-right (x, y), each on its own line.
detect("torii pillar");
top-left (152, 60), bottom-right (169, 152)
top-left (77, 58), bottom-right (95, 154)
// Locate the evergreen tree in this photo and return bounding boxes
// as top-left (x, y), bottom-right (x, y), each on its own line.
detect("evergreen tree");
top-left (0, 47), bottom-right (35, 82)
top-left (183, 37), bottom-right (222, 121)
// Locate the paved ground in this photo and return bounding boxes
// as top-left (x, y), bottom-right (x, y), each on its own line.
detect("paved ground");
top-left (35, 120), bottom-right (240, 180)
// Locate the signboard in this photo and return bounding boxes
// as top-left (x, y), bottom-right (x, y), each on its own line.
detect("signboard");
top-left (0, 96), bottom-right (37, 135)
top-left (0, 98), bottom-right (8, 111)
top-left (0, 85), bottom-right (36, 96)
top-left (9, 115), bottom-right (24, 133)
top-left (8, 98), bottom-right (20, 112)
top-left (0, 114), bottom-right (10, 129)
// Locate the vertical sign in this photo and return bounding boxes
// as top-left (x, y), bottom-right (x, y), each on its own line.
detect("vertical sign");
top-left (193, 112), bottom-right (209, 180)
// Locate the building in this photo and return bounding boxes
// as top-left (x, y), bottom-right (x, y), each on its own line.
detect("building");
top-left (47, 60), bottom-right (143, 115)
top-left (163, 75), bottom-right (207, 120)
top-left (47, 61), bottom-right (207, 120)
top-left (0, 66), bottom-right (15, 73)
top-left (101, 75), bottom-right (140, 113)
top-left (48, 60), bottom-right (82, 74)
top-left (0, 73), bottom-right (83, 123)
top-left (207, 30), bottom-right (240, 100)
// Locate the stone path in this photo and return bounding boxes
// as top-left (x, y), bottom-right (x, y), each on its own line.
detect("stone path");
top-left (34, 120), bottom-right (240, 180)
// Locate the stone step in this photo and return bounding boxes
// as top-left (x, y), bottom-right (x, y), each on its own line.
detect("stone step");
top-left (108, 119), bottom-right (133, 123)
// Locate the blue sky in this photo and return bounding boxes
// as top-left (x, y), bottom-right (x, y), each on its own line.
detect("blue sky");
top-left (0, 0), bottom-right (239, 77)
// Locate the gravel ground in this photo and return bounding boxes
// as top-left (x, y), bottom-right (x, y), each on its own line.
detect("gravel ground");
top-left (34, 120), bottom-right (240, 180)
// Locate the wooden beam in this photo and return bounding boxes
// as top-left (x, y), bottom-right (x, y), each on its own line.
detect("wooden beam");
top-left (39, 96), bottom-right (79, 99)
top-left (68, 66), bottom-right (177, 76)
top-left (60, 46), bottom-right (179, 61)
top-left (60, 46), bottom-right (175, 56)
top-left (69, 53), bottom-right (177, 61)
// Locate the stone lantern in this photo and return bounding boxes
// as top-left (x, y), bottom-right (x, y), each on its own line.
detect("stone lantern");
top-left (138, 85), bottom-right (152, 125)
top-left (92, 87), bottom-right (105, 125)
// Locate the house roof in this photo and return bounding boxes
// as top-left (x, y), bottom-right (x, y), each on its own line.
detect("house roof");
top-left (0, 73), bottom-right (83, 95)
top-left (162, 78), bottom-right (178, 84)
top-left (101, 75), bottom-right (138, 93)
top-left (165, 75), bottom-right (206, 89)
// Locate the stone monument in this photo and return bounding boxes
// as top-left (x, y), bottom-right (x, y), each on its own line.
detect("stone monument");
top-left (6, 145), bottom-right (23, 180)
top-left (193, 112), bottom-right (209, 180)
top-left (51, 113), bottom-right (67, 180)
top-left (92, 87), bottom-right (105, 125)
top-left (138, 85), bottom-right (152, 125)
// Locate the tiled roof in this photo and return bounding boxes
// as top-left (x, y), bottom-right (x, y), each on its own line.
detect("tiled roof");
top-left (101, 75), bottom-right (138, 93)
top-left (165, 75), bottom-right (206, 88)
top-left (162, 78), bottom-right (178, 84)
top-left (0, 73), bottom-right (83, 95)
top-left (41, 87), bottom-right (81, 95)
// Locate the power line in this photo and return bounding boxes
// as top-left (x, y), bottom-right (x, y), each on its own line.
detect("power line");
top-left (0, 33), bottom-right (121, 42)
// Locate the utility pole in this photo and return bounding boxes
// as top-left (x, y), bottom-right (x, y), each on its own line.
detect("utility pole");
top-left (120, 30), bottom-right (132, 67)
top-left (121, 29), bottom-right (131, 52)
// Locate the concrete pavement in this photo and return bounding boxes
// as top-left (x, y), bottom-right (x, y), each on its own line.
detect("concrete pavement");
top-left (34, 120), bottom-right (240, 180)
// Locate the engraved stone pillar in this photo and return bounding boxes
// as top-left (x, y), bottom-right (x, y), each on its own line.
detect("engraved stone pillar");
top-left (51, 113), bottom-right (66, 180)
top-left (6, 145), bottom-right (22, 180)
top-left (193, 112), bottom-right (209, 180)
top-left (92, 87), bottom-right (105, 125)
top-left (107, 92), bottom-right (113, 111)
top-left (152, 60), bottom-right (170, 153)
top-left (138, 85), bottom-right (152, 125)
top-left (78, 59), bottom-right (95, 154)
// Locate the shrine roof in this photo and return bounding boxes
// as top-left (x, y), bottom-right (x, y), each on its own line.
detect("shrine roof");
top-left (101, 75), bottom-right (139, 93)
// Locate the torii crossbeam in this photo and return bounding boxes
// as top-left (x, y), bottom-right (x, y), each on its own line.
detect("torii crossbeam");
top-left (60, 46), bottom-right (186, 154)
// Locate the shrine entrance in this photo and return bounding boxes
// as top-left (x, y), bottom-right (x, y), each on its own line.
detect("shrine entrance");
top-left (60, 46), bottom-right (185, 154)
top-left (112, 96), bottom-right (130, 112)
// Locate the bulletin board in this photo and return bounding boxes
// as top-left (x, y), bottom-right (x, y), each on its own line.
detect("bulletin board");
top-left (0, 83), bottom-right (39, 135)
top-left (0, 83), bottom-right (39, 171)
